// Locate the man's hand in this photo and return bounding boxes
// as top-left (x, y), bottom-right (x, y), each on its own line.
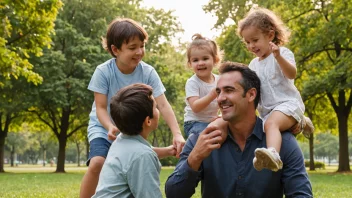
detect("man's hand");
top-left (173, 133), bottom-right (185, 158)
top-left (107, 125), bottom-right (119, 140)
top-left (208, 118), bottom-right (228, 145)
top-left (188, 126), bottom-right (222, 170)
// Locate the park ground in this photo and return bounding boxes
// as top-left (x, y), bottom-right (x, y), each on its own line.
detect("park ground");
top-left (0, 164), bottom-right (351, 198)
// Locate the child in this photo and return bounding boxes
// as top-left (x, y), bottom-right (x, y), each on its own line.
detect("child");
top-left (80, 18), bottom-right (185, 198)
top-left (93, 83), bottom-right (171, 198)
top-left (183, 34), bottom-right (221, 138)
top-left (237, 7), bottom-right (315, 171)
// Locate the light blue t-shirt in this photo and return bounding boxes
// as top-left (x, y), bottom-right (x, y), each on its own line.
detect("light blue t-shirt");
top-left (93, 134), bottom-right (162, 198)
top-left (87, 58), bottom-right (166, 142)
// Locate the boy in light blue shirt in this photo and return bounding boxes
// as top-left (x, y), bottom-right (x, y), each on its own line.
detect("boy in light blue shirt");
top-left (93, 83), bottom-right (171, 198)
top-left (80, 18), bottom-right (185, 198)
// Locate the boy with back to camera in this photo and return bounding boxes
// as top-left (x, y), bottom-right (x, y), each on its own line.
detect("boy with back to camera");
top-left (93, 83), bottom-right (171, 198)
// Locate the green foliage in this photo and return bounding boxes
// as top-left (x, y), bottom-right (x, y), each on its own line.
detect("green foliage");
top-left (159, 156), bottom-right (179, 166)
top-left (314, 133), bottom-right (339, 161)
top-left (0, 0), bottom-right (62, 86)
top-left (305, 161), bottom-right (325, 169)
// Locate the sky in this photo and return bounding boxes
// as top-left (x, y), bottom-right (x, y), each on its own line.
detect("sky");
top-left (141, 0), bottom-right (221, 44)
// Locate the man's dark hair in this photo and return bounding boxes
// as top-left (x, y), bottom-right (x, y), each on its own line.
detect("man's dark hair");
top-left (219, 61), bottom-right (261, 108)
top-left (110, 83), bottom-right (154, 135)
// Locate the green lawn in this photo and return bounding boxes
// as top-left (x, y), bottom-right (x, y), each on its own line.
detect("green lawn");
top-left (0, 164), bottom-right (351, 198)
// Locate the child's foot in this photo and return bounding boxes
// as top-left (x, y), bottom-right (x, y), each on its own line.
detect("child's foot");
top-left (253, 147), bottom-right (283, 172)
top-left (302, 116), bottom-right (314, 138)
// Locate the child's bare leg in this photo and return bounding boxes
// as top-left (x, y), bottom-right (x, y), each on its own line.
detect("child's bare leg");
top-left (264, 111), bottom-right (297, 153)
top-left (80, 156), bottom-right (105, 198)
top-left (254, 111), bottom-right (296, 172)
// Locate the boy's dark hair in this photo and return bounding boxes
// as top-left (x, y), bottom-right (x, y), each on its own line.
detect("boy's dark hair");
top-left (110, 83), bottom-right (154, 135)
top-left (219, 62), bottom-right (261, 108)
top-left (102, 18), bottom-right (148, 57)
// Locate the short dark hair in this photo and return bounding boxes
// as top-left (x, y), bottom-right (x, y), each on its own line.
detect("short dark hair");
top-left (110, 83), bottom-right (154, 135)
top-left (219, 62), bottom-right (261, 108)
top-left (102, 18), bottom-right (148, 57)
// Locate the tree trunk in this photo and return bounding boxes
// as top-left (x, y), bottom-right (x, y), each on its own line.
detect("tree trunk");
top-left (309, 133), bottom-right (315, 171)
top-left (85, 137), bottom-right (89, 160)
top-left (76, 142), bottom-right (81, 167)
top-left (0, 135), bottom-right (5, 173)
top-left (10, 145), bottom-right (15, 167)
top-left (56, 134), bottom-right (67, 173)
top-left (337, 113), bottom-right (350, 172)
top-left (43, 148), bottom-right (46, 167)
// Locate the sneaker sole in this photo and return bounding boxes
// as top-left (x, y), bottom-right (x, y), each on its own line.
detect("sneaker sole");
top-left (254, 149), bottom-right (282, 172)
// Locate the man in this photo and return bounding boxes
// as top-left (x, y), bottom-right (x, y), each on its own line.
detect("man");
top-left (165, 62), bottom-right (312, 198)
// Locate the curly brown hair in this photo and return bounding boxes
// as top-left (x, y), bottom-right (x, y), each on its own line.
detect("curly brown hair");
top-left (237, 7), bottom-right (290, 46)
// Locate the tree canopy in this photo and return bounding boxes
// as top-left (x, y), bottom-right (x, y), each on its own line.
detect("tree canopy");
top-left (0, 0), bottom-right (62, 86)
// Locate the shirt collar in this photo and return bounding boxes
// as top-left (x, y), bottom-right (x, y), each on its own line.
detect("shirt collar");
top-left (119, 133), bottom-right (151, 148)
top-left (226, 117), bottom-right (264, 141)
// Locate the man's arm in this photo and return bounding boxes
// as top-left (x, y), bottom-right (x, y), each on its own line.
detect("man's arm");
top-left (165, 126), bottom-right (222, 198)
top-left (281, 132), bottom-right (313, 197)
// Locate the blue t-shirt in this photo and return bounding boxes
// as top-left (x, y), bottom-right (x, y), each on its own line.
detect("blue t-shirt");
top-left (87, 58), bottom-right (166, 142)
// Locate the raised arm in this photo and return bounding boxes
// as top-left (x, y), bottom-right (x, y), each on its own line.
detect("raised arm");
top-left (270, 42), bottom-right (297, 79)
top-left (155, 94), bottom-right (185, 157)
top-left (188, 88), bottom-right (217, 113)
top-left (165, 126), bottom-right (222, 198)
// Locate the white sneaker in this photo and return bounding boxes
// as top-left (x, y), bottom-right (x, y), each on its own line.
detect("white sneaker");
top-left (302, 117), bottom-right (315, 139)
top-left (253, 147), bottom-right (283, 172)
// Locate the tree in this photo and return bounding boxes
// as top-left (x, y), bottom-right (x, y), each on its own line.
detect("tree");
top-left (315, 132), bottom-right (339, 165)
top-left (0, 77), bottom-right (33, 172)
top-left (204, 0), bottom-right (352, 172)
top-left (5, 132), bottom-right (28, 166)
top-left (29, 0), bottom-right (184, 173)
top-left (0, 0), bottom-right (62, 86)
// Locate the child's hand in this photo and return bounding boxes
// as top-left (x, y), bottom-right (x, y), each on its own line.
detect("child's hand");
top-left (166, 145), bottom-right (177, 157)
top-left (173, 133), bottom-right (185, 158)
top-left (209, 88), bottom-right (218, 100)
top-left (269, 42), bottom-right (280, 58)
top-left (107, 126), bottom-right (119, 140)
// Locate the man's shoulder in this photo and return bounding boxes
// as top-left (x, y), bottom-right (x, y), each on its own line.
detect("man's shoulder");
top-left (281, 131), bottom-right (296, 141)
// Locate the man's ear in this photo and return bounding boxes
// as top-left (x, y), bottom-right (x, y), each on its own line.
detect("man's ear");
top-left (247, 88), bottom-right (257, 103)
top-left (144, 116), bottom-right (152, 127)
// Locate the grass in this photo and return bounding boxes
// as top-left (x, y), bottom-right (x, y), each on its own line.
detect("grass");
top-left (1, 164), bottom-right (351, 198)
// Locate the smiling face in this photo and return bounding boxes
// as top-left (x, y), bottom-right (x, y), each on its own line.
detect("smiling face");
top-left (216, 71), bottom-right (250, 122)
top-left (188, 47), bottom-right (215, 82)
top-left (241, 26), bottom-right (274, 60)
top-left (113, 36), bottom-right (145, 73)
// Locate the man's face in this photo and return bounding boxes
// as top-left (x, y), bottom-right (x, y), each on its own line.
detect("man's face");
top-left (216, 71), bottom-right (249, 122)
